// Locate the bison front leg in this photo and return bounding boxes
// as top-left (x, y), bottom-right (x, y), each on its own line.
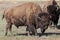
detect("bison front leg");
top-left (26, 26), bottom-right (30, 36)
top-left (26, 26), bottom-right (37, 36)
top-left (5, 23), bottom-right (12, 36)
top-left (32, 28), bottom-right (37, 36)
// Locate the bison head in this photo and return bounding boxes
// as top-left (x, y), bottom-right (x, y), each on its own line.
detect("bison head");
top-left (36, 12), bottom-right (51, 33)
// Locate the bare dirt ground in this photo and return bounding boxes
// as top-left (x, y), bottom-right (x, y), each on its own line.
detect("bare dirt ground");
top-left (0, 1), bottom-right (60, 40)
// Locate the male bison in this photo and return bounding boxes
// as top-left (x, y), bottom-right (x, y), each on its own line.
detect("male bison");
top-left (43, 0), bottom-right (59, 28)
top-left (2, 2), bottom-right (51, 36)
top-left (2, 2), bottom-right (42, 36)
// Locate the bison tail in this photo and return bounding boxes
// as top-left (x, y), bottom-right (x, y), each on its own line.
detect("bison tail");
top-left (2, 8), bottom-right (6, 20)
top-left (2, 14), bottom-right (4, 20)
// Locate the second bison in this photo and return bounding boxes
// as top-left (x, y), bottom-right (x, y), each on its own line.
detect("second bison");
top-left (43, 0), bottom-right (60, 28)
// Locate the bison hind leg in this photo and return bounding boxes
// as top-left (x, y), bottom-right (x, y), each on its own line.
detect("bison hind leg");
top-left (5, 23), bottom-right (12, 36)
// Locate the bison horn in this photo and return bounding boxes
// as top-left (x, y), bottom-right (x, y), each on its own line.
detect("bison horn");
top-left (37, 17), bottom-right (41, 20)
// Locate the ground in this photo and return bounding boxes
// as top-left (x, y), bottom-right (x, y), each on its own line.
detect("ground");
top-left (0, 1), bottom-right (60, 40)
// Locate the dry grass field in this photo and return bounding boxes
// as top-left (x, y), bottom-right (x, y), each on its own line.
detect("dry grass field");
top-left (0, 1), bottom-right (60, 40)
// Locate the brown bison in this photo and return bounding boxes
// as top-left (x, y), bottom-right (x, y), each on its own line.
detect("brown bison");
top-left (43, 0), bottom-right (59, 28)
top-left (2, 2), bottom-right (51, 36)
top-left (2, 2), bottom-right (42, 36)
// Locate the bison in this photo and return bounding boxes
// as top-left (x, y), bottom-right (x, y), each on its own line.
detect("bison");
top-left (2, 2), bottom-right (42, 36)
top-left (43, 0), bottom-right (59, 28)
top-left (2, 2), bottom-right (51, 36)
